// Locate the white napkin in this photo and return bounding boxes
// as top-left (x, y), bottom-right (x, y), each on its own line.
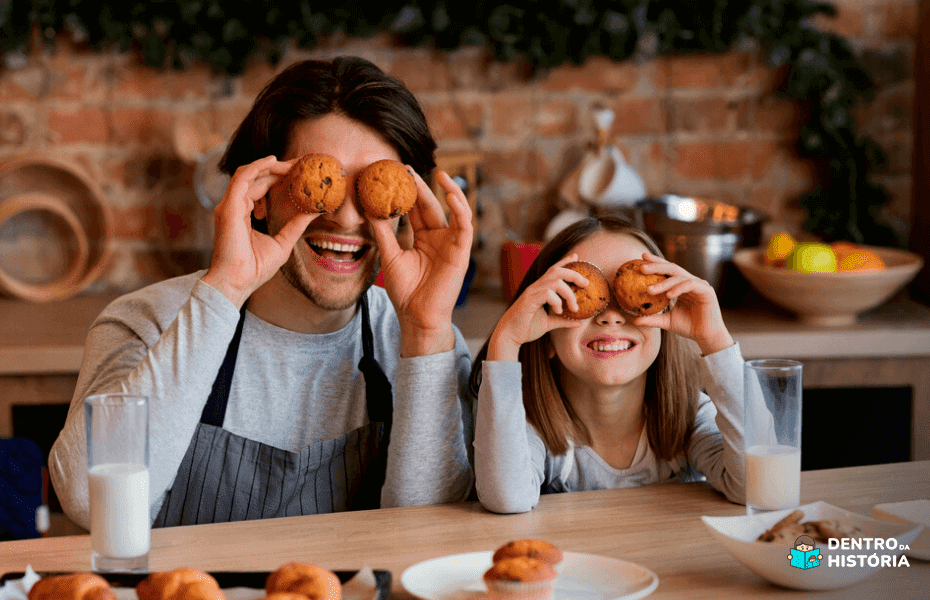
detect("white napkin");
top-left (0, 566), bottom-right (40, 600)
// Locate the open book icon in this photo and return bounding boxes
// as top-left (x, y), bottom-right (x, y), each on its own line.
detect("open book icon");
top-left (789, 548), bottom-right (821, 569)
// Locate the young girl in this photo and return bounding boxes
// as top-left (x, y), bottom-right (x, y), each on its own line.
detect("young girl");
top-left (471, 215), bottom-right (766, 513)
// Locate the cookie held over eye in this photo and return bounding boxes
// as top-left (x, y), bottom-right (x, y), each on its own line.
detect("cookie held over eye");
top-left (272, 153), bottom-right (347, 214)
top-left (356, 159), bottom-right (417, 219)
top-left (561, 261), bottom-right (610, 320)
top-left (612, 259), bottom-right (671, 316)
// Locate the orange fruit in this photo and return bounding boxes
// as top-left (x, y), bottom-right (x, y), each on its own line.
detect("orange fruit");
top-left (830, 241), bottom-right (861, 262)
top-left (765, 232), bottom-right (796, 267)
top-left (837, 249), bottom-right (886, 271)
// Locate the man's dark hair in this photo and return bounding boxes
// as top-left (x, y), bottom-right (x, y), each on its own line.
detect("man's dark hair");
top-left (219, 56), bottom-right (437, 233)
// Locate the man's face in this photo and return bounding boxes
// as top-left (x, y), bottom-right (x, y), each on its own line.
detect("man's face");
top-left (262, 113), bottom-right (401, 311)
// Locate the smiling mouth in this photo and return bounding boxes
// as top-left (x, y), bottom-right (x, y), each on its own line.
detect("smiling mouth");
top-left (307, 238), bottom-right (370, 263)
top-left (587, 340), bottom-right (634, 352)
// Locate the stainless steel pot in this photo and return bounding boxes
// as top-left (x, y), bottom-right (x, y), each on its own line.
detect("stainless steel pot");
top-left (635, 195), bottom-right (768, 304)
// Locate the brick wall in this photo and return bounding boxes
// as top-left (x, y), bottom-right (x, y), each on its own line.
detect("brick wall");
top-left (0, 0), bottom-right (917, 295)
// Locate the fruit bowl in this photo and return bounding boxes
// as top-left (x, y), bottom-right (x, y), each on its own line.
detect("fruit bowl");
top-left (733, 246), bottom-right (924, 326)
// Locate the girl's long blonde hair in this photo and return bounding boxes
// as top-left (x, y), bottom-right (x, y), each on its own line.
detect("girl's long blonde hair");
top-left (469, 215), bottom-right (700, 459)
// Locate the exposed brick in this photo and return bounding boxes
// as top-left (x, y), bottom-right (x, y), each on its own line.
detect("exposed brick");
top-left (490, 94), bottom-right (532, 137)
top-left (755, 95), bottom-right (804, 133)
top-left (108, 205), bottom-right (162, 239)
top-left (115, 62), bottom-right (211, 100)
top-left (423, 100), bottom-right (483, 141)
top-left (666, 97), bottom-right (736, 134)
top-left (110, 108), bottom-right (175, 145)
top-left (812, 5), bottom-right (866, 38)
top-left (661, 54), bottom-right (720, 89)
top-left (863, 87), bottom-right (915, 135)
top-left (673, 142), bottom-right (752, 180)
top-left (609, 98), bottom-right (666, 135)
top-left (873, 133), bottom-right (913, 175)
top-left (482, 147), bottom-right (550, 186)
top-left (536, 99), bottom-right (578, 136)
top-left (239, 59), bottom-right (282, 98)
top-left (47, 108), bottom-right (109, 144)
top-left (541, 56), bottom-right (638, 93)
top-left (391, 54), bottom-right (453, 93)
top-left (881, 2), bottom-right (919, 39)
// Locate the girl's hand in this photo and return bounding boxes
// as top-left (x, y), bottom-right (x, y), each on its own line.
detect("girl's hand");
top-left (487, 254), bottom-right (586, 362)
top-left (202, 155), bottom-right (317, 308)
top-left (632, 252), bottom-right (734, 356)
top-left (370, 169), bottom-right (473, 358)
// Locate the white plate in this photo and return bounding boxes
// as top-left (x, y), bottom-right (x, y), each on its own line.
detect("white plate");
top-left (702, 501), bottom-right (925, 590)
top-left (872, 500), bottom-right (930, 561)
top-left (401, 551), bottom-right (658, 600)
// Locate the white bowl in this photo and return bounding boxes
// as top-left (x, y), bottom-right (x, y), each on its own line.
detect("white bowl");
top-left (701, 501), bottom-right (924, 590)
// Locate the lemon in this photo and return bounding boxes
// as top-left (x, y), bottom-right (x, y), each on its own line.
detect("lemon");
top-left (786, 242), bottom-right (837, 273)
top-left (765, 232), bottom-right (796, 265)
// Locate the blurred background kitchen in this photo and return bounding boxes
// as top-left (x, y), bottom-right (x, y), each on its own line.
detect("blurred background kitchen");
top-left (1, 1), bottom-right (928, 538)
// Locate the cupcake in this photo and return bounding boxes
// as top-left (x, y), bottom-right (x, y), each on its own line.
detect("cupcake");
top-left (356, 159), bottom-right (417, 219)
top-left (612, 259), bottom-right (671, 316)
top-left (561, 261), bottom-right (609, 320)
top-left (492, 539), bottom-right (564, 570)
top-left (483, 557), bottom-right (557, 600)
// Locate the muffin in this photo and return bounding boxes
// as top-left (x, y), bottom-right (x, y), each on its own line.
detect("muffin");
top-left (483, 557), bottom-right (557, 600)
top-left (265, 563), bottom-right (342, 600)
top-left (272, 153), bottom-right (347, 214)
top-left (356, 159), bottom-right (417, 219)
top-left (561, 261), bottom-right (610, 320)
top-left (492, 540), bottom-right (564, 569)
top-left (136, 569), bottom-right (224, 600)
top-left (612, 259), bottom-right (671, 316)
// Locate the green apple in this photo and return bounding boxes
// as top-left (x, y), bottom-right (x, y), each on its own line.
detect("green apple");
top-left (786, 242), bottom-right (838, 273)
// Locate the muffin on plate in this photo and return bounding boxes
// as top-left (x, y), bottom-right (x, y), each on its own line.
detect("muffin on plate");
top-left (356, 159), bottom-right (417, 219)
top-left (483, 557), bottom-right (557, 600)
top-left (492, 539), bottom-right (564, 570)
top-left (561, 261), bottom-right (610, 320)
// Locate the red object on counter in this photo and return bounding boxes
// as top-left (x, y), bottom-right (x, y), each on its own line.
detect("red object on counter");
top-left (500, 241), bottom-right (544, 303)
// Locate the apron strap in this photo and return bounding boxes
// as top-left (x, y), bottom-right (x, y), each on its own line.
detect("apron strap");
top-left (357, 292), bottom-right (393, 507)
top-left (200, 306), bottom-right (247, 427)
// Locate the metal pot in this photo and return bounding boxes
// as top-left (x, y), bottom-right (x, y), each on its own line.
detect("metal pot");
top-left (635, 195), bottom-right (768, 305)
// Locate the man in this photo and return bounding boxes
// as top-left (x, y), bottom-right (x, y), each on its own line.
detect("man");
top-left (49, 56), bottom-right (475, 528)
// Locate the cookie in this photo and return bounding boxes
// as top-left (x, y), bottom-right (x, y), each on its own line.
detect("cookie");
top-left (492, 540), bottom-right (564, 568)
top-left (356, 159), bottom-right (417, 219)
top-left (272, 153), bottom-right (347, 214)
top-left (561, 261), bottom-right (609, 320)
top-left (612, 259), bottom-right (671, 316)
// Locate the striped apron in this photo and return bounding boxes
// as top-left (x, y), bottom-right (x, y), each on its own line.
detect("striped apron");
top-left (153, 293), bottom-right (393, 527)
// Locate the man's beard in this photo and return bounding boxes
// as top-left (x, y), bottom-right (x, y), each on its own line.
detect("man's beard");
top-left (279, 250), bottom-right (381, 311)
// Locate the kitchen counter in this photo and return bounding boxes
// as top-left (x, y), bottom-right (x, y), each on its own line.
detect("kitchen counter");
top-left (1, 288), bottom-right (929, 458)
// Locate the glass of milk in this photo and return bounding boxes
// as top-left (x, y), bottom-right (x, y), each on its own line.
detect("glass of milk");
top-left (744, 360), bottom-right (802, 516)
top-left (85, 393), bottom-right (149, 572)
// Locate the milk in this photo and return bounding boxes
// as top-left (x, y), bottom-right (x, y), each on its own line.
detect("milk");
top-left (88, 463), bottom-right (150, 558)
top-left (745, 444), bottom-right (801, 511)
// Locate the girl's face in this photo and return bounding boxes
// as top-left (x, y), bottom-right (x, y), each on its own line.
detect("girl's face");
top-left (549, 232), bottom-right (662, 390)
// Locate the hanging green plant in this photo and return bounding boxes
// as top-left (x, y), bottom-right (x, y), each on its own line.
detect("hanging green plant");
top-left (0, 0), bottom-right (900, 246)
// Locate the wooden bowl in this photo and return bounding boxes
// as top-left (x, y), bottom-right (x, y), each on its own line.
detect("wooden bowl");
top-left (733, 246), bottom-right (924, 326)
top-left (0, 192), bottom-right (90, 301)
top-left (0, 154), bottom-right (113, 301)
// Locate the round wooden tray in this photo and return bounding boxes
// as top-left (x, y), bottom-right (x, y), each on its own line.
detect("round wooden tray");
top-left (0, 154), bottom-right (113, 301)
top-left (0, 192), bottom-right (91, 301)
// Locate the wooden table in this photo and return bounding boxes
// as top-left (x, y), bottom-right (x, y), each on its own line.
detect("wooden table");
top-left (1, 462), bottom-right (926, 600)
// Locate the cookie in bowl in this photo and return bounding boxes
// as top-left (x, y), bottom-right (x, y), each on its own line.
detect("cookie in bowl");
top-left (356, 159), bottom-right (417, 219)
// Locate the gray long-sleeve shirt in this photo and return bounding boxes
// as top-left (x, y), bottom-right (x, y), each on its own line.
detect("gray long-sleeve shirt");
top-left (50, 272), bottom-right (474, 529)
top-left (474, 343), bottom-right (766, 513)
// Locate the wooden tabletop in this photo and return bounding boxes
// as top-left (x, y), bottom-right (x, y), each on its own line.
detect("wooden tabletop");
top-left (1, 461), bottom-right (926, 600)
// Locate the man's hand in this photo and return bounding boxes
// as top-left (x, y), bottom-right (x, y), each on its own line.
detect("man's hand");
top-left (201, 155), bottom-right (317, 308)
top-left (370, 169), bottom-right (473, 357)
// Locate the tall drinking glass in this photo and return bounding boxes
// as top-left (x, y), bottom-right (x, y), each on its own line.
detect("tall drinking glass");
top-left (744, 360), bottom-right (802, 516)
top-left (85, 393), bottom-right (150, 572)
